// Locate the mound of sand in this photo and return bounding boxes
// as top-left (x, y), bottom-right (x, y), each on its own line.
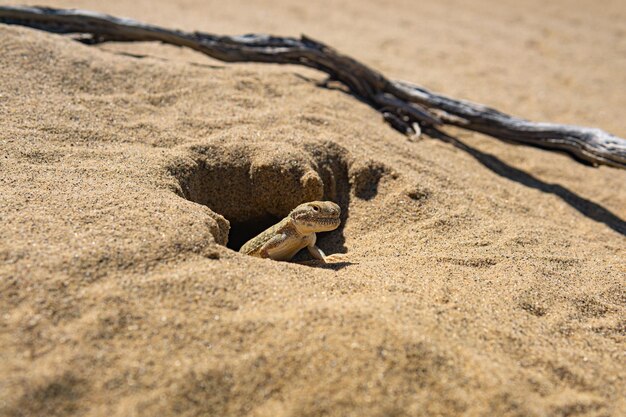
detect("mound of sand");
top-left (1, 1), bottom-right (624, 416)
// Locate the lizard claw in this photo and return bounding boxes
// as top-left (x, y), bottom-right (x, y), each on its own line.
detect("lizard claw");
top-left (324, 253), bottom-right (348, 263)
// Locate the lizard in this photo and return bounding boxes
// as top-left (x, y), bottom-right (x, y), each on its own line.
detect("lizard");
top-left (239, 201), bottom-right (341, 263)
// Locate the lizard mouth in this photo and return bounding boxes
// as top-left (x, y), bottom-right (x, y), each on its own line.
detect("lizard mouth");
top-left (313, 217), bottom-right (341, 227)
top-left (293, 213), bottom-right (340, 222)
top-left (295, 214), bottom-right (340, 229)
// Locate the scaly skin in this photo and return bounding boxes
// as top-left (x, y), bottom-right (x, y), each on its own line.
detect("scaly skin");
top-left (239, 201), bottom-right (341, 262)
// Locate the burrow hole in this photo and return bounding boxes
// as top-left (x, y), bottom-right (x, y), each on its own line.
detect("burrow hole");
top-left (171, 140), bottom-right (353, 252)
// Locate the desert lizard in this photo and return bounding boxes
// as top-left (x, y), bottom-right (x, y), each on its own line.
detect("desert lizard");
top-left (239, 201), bottom-right (341, 262)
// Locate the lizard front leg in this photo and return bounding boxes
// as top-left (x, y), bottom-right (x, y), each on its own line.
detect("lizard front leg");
top-left (307, 243), bottom-right (328, 263)
top-left (257, 233), bottom-right (289, 260)
top-left (304, 233), bottom-right (327, 263)
top-left (307, 245), bottom-right (348, 263)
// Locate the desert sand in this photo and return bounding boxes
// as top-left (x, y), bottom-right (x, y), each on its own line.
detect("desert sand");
top-left (1, 0), bottom-right (625, 416)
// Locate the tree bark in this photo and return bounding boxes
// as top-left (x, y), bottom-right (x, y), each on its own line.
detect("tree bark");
top-left (1, 5), bottom-right (624, 169)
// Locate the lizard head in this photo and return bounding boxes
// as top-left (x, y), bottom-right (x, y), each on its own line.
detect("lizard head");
top-left (289, 201), bottom-right (341, 234)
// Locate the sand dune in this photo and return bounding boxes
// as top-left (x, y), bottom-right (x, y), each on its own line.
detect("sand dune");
top-left (1, 1), bottom-right (625, 416)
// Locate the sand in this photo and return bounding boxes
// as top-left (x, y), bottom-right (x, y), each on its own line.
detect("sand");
top-left (1, 0), bottom-right (625, 416)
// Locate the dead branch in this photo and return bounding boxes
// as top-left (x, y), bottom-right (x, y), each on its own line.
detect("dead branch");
top-left (1, 5), bottom-right (624, 169)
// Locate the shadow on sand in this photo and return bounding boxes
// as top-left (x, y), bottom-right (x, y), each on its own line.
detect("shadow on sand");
top-left (426, 128), bottom-right (626, 237)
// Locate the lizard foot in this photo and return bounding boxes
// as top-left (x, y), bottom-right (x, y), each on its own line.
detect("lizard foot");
top-left (324, 253), bottom-right (349, 263)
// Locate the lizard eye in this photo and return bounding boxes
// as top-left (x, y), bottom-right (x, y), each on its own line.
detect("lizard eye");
top-left (312, 205), bottom-right (319, 211)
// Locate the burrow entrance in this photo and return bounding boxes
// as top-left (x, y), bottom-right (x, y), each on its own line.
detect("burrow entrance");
top-left (170, 138), bottom-right (357, 253)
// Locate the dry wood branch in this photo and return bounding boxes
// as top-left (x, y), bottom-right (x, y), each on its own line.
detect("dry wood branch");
top-left (1, 5), bottom-right (625, 169)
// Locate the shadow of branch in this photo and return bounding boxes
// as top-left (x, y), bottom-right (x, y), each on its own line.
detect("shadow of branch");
top-left (426, 128), bottom-right (626, 237)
